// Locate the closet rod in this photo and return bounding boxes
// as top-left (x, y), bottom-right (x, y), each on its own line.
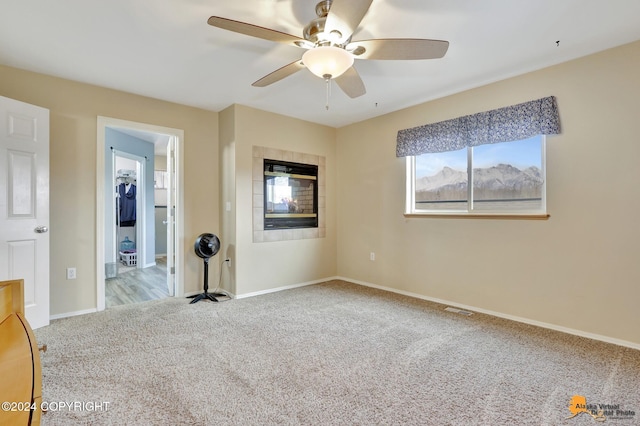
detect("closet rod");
top-left (110, 147), bottom-right (149, 161)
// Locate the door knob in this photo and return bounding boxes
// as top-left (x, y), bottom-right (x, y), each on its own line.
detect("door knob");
top-left (35, 226), bottom-right (49, 233)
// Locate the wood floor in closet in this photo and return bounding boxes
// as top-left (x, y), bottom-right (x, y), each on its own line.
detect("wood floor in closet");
top-left (105, 257), bottom-right (169, 308)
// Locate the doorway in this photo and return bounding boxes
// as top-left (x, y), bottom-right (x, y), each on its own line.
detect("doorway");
top-left (96, 117), bottom-right (184, 311)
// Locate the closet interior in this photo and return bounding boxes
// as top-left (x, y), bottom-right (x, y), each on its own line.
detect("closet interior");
top-left (116, 168), bottom-right (138, 272)
top-left (104, 153), bottom-right (169, 308)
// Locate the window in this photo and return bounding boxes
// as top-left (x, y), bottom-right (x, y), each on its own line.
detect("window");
top-left (397, 97), bottom-right (558, 217)
top-left (407, 135), bottom-right (546, 216)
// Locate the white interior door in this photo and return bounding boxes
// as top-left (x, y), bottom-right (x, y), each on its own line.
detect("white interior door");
top-left (0, 95), bottom-right (50, 329)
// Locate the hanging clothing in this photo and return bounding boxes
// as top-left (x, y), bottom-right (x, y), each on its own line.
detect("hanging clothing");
top-left (118, 183), bottom-right (136, 227)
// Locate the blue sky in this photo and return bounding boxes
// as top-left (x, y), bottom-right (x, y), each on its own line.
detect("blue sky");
top-left (415, 135), bottom-right (543, 178)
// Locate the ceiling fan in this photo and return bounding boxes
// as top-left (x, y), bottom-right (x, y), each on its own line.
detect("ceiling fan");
top-left (207, 0), bottom-right (449, 99)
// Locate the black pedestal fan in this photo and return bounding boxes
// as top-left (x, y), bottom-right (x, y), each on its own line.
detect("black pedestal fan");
top-left (187, 233), bottom-right (227, 304)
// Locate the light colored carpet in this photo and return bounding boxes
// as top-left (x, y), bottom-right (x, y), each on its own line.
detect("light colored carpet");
top-left (34, 280), bottom-right (639, 425)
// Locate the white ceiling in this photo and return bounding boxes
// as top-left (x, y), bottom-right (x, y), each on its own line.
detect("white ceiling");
top-left (1, 0), bottom-right (639, 128)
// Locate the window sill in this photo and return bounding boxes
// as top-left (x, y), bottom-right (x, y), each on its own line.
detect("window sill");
top-left (404, 213), bottom-right (550, 220)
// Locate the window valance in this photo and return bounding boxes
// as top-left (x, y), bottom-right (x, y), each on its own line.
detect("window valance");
top-left (396, 96), bottom-right (560, 157)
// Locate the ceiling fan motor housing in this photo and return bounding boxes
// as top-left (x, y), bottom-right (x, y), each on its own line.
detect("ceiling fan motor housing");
top-left (304, 0), bottom-right (347, 46)
top-left (315, 0), bottom-right (332, 17)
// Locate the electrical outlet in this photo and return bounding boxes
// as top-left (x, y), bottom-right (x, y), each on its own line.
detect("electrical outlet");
top-left (66, 267), bottom-right (77, 280)
top-left (370, 252), bottom-right (375, 261)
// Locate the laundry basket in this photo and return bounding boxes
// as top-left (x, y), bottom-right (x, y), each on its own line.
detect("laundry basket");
top-left (120, 250), bottom-right (137, 267)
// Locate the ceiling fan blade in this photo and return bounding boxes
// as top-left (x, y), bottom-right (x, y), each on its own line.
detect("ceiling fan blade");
top-left (334, 66), bottom-right (366, 98)
top-left (252, 60), bottom-right (306, 87)
top-left (207, 16), bottom-right (310, 48)
top-left (324, 0), bottom-right (373, 43)
top-left (348, 39), bottom-right (449, 60)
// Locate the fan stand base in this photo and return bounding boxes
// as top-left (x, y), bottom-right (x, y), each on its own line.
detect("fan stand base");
top-left (189, 256), bottom-right (228, 304)
top-left (187, 291), bottom-right (227, 304)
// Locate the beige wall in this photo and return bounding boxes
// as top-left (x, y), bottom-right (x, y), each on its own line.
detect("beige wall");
top-left (219, 106), bottom-right (237, 294)
top-left (0, 65), bottom-right (219, 315)
top-left (2, 39), bottom-right (639, 346)
top-left (336, 40), bottom-right (640, 346)
top-left (222, 105), bottom-right (337, 295)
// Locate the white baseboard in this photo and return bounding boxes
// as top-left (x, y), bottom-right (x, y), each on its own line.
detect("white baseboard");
top-left (50, 308), bottom-right (98, 321)
top-left (337, 276), bottom-right (640, 351)
top-left (48, 276), bottom-right (639, 350)
top-left (235, 276), bottom-right (339, 299)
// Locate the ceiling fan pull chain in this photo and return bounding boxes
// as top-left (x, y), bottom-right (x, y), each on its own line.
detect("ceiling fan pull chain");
top-left (325, 75), bottom-right (331, 110)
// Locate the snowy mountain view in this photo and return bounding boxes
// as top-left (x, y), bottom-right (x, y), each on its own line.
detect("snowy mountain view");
top-left (415, 164), bottom-right (543, 205)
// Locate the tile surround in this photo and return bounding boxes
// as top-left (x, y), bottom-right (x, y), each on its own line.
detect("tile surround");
top-left (253, 146), bottom-right (326, 243)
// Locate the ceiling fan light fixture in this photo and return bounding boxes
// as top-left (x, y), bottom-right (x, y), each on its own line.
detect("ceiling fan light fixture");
top-left (303, 46), bottom-right (354, 79)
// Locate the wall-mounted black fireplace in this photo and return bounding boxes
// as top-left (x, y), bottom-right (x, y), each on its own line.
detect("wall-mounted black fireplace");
top-left (264, 159), bottom-right (318, 229)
